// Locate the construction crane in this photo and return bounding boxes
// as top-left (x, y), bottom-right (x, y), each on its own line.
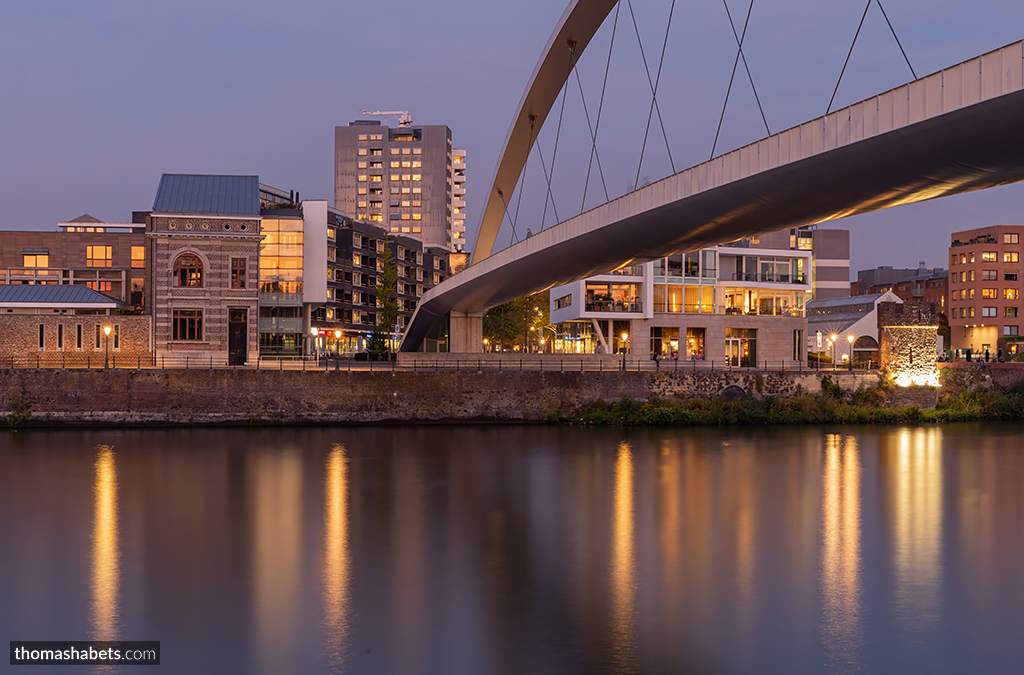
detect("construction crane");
top-left (360, 110), bottom-right (413, 127)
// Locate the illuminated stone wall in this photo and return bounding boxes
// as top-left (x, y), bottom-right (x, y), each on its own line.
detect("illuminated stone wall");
top-left (877, 302), bottom-right (939, 386)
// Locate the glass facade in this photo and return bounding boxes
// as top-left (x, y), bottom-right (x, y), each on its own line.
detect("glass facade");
top-left (259, 217), bottom-right (304, 356)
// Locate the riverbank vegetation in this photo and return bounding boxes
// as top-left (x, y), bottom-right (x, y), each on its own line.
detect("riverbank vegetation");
top-left (556, 376), bottom-right (1024, 426)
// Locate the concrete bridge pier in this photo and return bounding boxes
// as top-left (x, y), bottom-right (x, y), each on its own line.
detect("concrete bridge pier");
top-left (449, 311), bottom-right (484, 353)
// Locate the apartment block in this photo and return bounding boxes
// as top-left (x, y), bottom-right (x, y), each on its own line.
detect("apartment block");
top-left (0, 215), bottom-right (148, 307)
top-left (335, 120), bottom-right (457, 251)
top-left (549, 227), bottom-right (849, 366)
top-left (948, 224), bottom-right (1024, 354)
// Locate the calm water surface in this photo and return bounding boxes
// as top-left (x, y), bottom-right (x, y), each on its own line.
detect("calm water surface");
top-left (1, 424), bottom-right (1023, 674)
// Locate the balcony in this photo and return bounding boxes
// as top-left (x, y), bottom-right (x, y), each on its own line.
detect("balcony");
top-left (730, 273), bottom-right (807, 284)
top-left (584, 300), bottom-right (644, 313)
top-left (453, 162), bottom-right (466, 171)
top-left (259, 317), bottom-right (304, 333)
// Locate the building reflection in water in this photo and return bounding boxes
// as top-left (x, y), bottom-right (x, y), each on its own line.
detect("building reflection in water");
top-left (820, 434), bottom-right (862, 673)
top-left (610, 441), bottom-right (636, 671)
top-left (90, 445), bottom-right (120, 641)
top-left (393, 449), bottom-right (426, 674)
top-left (323, 444), bottom-right (351, 669)
top-left (890, 427), bottom-right (943, 644)
top-left (251, 448), bottom-right (303, 675)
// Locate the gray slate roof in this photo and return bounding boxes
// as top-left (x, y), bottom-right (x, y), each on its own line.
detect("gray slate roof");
top-left (152, 174), bottom-right (260, 215)
top-left (806, 292), bottom-right (893, 309)
top-left (0, 284), bottom-right (126, 306)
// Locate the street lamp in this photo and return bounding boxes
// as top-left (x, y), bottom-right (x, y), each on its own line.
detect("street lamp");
top-left (847, 334), bottom-right (855, 370)
top-left (621, 331), bottom-right (629, 370)
top-left (830, 333), bottom-right (837, 367)
top-left (103, 325), bottom-right (112, 368)
top-left (310, 326), bottom-right (319, 358)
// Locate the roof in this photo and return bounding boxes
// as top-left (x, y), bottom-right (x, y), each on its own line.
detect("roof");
top-left (68, 214), bottom-right (104, 223)
top-left (806, 292), bottom-right (897, 309)
top-left (0, 284), bottom-right (126, 307)
top-left (152, 174), bottom-right (260, 216)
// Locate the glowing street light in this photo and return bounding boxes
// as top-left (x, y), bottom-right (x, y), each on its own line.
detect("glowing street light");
top-left (103, 325), bottom-right (112, 369)
top-left (847, 334), bottom-right (855, 369)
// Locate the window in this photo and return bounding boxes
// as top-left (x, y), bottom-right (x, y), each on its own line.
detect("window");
top-left (1005, 233), bottom-right (1019, 244)
top-left (412, 148), bottom-right (422, 155)
top-left (982, 251), bottom-right (997, 262)
top-left (357, 134), bottom-right (367, 141)
top-left (982, 288), bottom-right (997, 299)
top-left (86, 281), bottom-right (113, 293)
top-left (390, 148), bottom-right (400, 155)
top-left (231, 258), bottom-right (246, 289)
top-left (952, 308), bottom-right (958, 319)
top-left (76, 324), bottom-right (83, 350)
top-left (1005, 288), bottom-right (1019, 300)
top-left (370, 175), bottom-right (383, 183)
top-left (173, 254), bottom-right (203, 287)
top-left (1004, 325), bottom-right (1019, 336)
top-left (412, 174), bottom-right (422, 181)
top-left (357, 187), bottom-right (367, 195)
top-left (1005, 252), bottom-right (1019, 263)
top-left (1005, 307), bottom-right (1018, 317)
top-left (23, 254), bottom-right (48, 268)
top-left (357, 161), bottom-right (367, 169)
top-left (173, 309), bottom-right (203, 341)
top-left (982, 307), bottom-right (997, 317)
top-left (401, 174), bottom-right (411, 181)
top-left (960, 253), bottom-right (967, 264)
top-left (131, 246), bottom-right (145, 268)
top-left (95, 325), bottom-right (102, 349)
top-left (38, 324), bottom-right (44, 350)
top-left (353, 253), bottom-right (361, 266)
top-left (1006, 273), bottom-right (1019, 282)
top-left (357, 148), bottom-right (367, 156)
top-left (390, 161), bottom-right (400, 168)
top-left (113, 325), bottom-right (120, 349)
top-left (982, 270), bottom-right (998, 280)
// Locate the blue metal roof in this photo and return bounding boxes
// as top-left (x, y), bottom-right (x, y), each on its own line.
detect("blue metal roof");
top-left (0, 284), bottom-right (126, 306)
top-left (152, 174), bottom-right (260, 215)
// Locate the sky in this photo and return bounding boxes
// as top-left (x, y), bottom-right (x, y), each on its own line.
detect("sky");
top-left (2, 0), bottom-right (1023, 279)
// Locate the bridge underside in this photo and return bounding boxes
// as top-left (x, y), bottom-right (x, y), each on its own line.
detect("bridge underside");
top-left (403, 87), bottom-right (1024, 352)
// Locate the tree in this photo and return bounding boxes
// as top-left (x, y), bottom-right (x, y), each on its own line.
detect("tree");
top-left (368, 235), bottom-right (399, 357)
top-left (482, 290), bottom-right (550, 352)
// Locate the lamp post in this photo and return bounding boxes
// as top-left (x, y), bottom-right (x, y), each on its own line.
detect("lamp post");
top-left (621, 331), bottom-right (629, 370)
top-left (103, 325), bottom-right (112, 368)
top-left (830, 333), bottom-right (837, 368)
top-left (310, 326), bottom-right (318, 359)
top-left (848, 334), bottom-right (855, 370)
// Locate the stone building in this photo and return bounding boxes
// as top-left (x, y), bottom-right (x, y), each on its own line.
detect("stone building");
top-left (146, 175), bottom-right (261, 365)
top-left (877, 301), bottom-right (940, 386)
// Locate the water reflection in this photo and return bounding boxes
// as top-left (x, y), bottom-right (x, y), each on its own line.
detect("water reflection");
top-left (323, 445), bottom-right (351, 670)
top-left (251, 448), bottom-right (303, 675)
top-left (610, 441), bottom-right (636, 672)
top-left (820, 434), bottom-right (862, 673)
top-left (891, 427), bottom-right (943, 644)
top-left (90, 445), bottom-right (120, 641)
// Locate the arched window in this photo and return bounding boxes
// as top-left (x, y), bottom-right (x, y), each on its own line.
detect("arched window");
top-left (174, 254), bottom-right (203, 287)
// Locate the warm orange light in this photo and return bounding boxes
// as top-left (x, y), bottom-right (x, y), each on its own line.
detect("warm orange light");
top-left (847, 334), bottom-right (854, 344)
top-left (830, 333), bottom-right (837, 342)
top-left (334, 330), bottom-right (341, 338)
top-left (103, 325), bottom-right (112, 336)
top-left (622, 332), bottom-right (629, 341)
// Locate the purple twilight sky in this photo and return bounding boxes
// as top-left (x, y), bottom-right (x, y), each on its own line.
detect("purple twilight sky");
top-left (1, 0), bottom-right (1022, 278)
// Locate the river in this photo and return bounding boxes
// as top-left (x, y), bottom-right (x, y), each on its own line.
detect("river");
top-left (1, 424), bottom-right (1022, 674)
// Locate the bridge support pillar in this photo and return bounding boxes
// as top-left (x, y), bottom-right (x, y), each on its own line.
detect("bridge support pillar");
top-left (449, 311), bottom-right (484, 353)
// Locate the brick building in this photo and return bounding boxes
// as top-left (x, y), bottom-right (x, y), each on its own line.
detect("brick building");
top-left (0, 215), bottom-right (147, 308)
top-left (948, 224), bottom-right (1023, 354)
top-left (0, 285), bottom-right (151, 366)
top-left (146, 175), bottom-right (261, 365)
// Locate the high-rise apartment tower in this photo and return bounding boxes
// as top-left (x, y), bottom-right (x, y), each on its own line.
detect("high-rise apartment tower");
top-left (335, 120), bottom-right (462, 251)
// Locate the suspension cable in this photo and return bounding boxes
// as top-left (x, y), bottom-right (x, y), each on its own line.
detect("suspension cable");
top-left (722, 0), bottom-right (770, 135)
top-left (574, 68), bottom-right (609, 209)
top-left (509, 116), bottom-right (537, 246)
top-left (497, 189), bottom-right (517, 247)
top-left (710, 0), bottom-right (756, 160)
top-left (582, 1), bottom-right (619, 213)
top-left (540, 40), bottom-right (577, 231)
top-left (875, 0), bottom-right (917, 79)
top-left (627, 0), bottom-right (675, 190)
top-left (827, 0), bottom-right (872, 115)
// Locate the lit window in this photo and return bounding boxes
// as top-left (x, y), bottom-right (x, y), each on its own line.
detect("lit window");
top-left (412, 174), bottom-right (421, 181)
top-left (960, 253), bottom-right (967, 264)
top-left (401, 214), bottom-right (410, 220)
top-left (1006, 307), bottom-right (1019, 317)
top-left (86, 246), bottom-right (113, 267)
top-left (370, 175), bottom-right (382, 183)
top-left (1005, 252), bottom-right (1019, 263)
top-left (402, 161), bottom-right (411, 168)
top-left (353, 253), bottom-right (361, 265)
top-left (358, 161), bottom-right (367, 169)
top-left (412, 227), bottom-right (421, 234)
top-left (22, 254), bottom-right (48, 268)
top-left (982, 288), bottom-right (997, 299)
top-left (131, 246), bottom-right (145, 268)
top-left (390, 175), bottom-right (400, 182)
top-left (412, 161), bottom-right (421, 168)
top-left (390, 148), bottom-right (400, 155)
top-left (173, 254), bottom-right (203, 287)
top-left (357, 175), bottom-right (367, 182)
top-left (231, 258), bottom-right (246, 289)
top-left (357, 188), bottom-right (367, 195)
top-left (1005, 233), bottom-right (1019, 244)
top-left (413, 148), bottom-right (422, 155)
top-left (412, 214), bottom-right (422, 220)
top-left (390, 161), bottom-right (400, 168)
top-left (1005, 288), bottom-right (1019, 300)
top-left (402, 174), bottom-right (411, 181)
top-left (357, 148), bottom-right (367, 156)
top-left (982, 251), bottom-right (997, 262)
top-left (357, 201), bottom-right (367, 208)
top-left (412, 188), bottom-right (421, 194)
top-left (402, 148), bottom-right (411, 155)
top-left (172, 309), bottom-right (203, 341)
top-left (357, 134), bottom-right (368, 141)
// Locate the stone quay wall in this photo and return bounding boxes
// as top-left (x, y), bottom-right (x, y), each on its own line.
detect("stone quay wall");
top-left (0, 367), bottom-right (884, 427)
